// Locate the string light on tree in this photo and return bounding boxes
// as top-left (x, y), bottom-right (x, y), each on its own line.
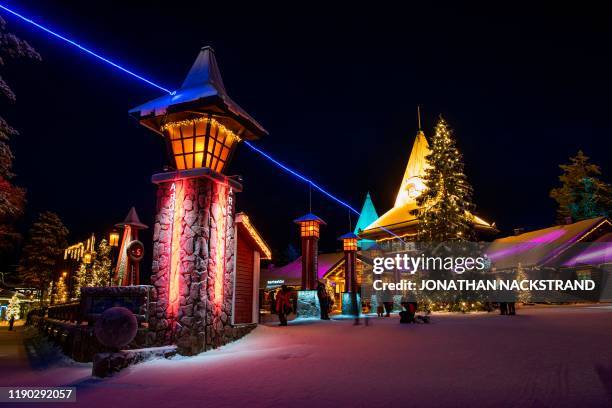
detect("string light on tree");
top-left (5, 293), bottom-right (20, 320)
top-left (413, 116), bottom-right (475, 242)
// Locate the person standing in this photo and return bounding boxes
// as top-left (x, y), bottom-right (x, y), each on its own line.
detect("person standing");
top-left (269, 290), bottom-right (276, 314)
top-left (499, 302), bottom-right (508, 315)
top-left (317, 281), bottom-right (330, 320)
top-left (276, 285), bottom-right (291, 326)
top-left (8, 315), bottom-right (15, 331)
top-left (508, 302), bottom-right (516, 315)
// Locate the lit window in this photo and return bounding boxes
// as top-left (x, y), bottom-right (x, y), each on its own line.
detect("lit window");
top-left (300, 221), bottom-right (320, 238)
top-left (162, 117), bottom-right (240, 173)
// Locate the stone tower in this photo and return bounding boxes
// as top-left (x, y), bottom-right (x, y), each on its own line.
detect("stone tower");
top-left (129, 47), bottom-right (267, 354)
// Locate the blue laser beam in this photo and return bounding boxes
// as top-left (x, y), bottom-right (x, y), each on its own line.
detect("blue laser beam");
top-left (244, 141), bottom-right (360, 215)
top-left (243, 141), bottom-right (405, 242)
top-left (0, 3), bottom-right (173, 95)
top-left (1, 2), bottom-right (404, 243)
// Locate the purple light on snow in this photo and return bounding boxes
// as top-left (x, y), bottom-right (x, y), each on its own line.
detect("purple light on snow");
top-left (488, 229), bottom-right (567, 261)
top-left (563, 244), bottom-right (612, 267)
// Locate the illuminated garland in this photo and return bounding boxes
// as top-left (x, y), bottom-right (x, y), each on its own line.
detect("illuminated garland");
top-left (161, 116), bottom-right (242, 143)
top-left (240, 214), bottom-right (272, 260)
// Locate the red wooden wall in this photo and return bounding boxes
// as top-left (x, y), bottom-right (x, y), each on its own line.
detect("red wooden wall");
top-left (234, 231), bottom-right (254, 324)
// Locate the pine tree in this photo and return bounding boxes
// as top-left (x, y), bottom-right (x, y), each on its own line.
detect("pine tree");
top-left (6, 293), bottom-right (20, 320)
top-left (516, 263), bottom-right (531, 303)
top-left (0, 18), bottom-right (41, 255)
top-left (413, 117), bottom-right (475, 241)
top-left (17, 212), bottom-right (69, 304)
top-left (550, 151), bottom-right (612, 223)
top-left (76, 239), bottom-right (112, 293)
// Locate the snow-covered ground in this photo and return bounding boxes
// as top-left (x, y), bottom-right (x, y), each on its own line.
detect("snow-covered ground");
top-left (2, 305), bottom-right (612, 407)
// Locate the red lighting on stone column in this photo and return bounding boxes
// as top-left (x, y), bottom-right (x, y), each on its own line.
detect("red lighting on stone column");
top-left (130, 47), bottom-right (266, 353)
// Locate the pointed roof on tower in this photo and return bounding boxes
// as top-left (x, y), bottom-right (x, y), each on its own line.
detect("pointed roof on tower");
top-left (394, 130), bottom-right (431, 208)
top-left (354, 192), bottom-right (379, 234)
top-left (360, 128), bottom-right (496, 240)
top-left (116, 207), bottom-right (148, 230)
top-left (129, 46), bottom-right (267, 140)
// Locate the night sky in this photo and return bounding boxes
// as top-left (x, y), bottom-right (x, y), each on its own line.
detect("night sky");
top-left (1, 2), bottom-right (611, 270)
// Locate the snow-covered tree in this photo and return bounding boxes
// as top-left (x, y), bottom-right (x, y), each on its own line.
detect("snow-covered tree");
top-left (550, 150), bottom-right (612, 223)
top-left (0, 17), bottom-right (41, 255)
top-left (17, 212), bottom-right (69, 304)
top-left (5, 293), bottom-right (20, 320)
top-left (413, 117), bottom-right (475, 241)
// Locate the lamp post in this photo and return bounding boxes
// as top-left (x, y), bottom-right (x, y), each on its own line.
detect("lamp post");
top-left (293, 213), bottom-right (326, 290)
top-left (114, 208), bottom-right (148, 286)
top-left (129, 47), bottom-right (267, 351)
top-left (338, 232), bottom-right (360, 316)
top-left (109, 230), bottom-right (120, 286)
top-left (293, 213), bottom-right (326, 318)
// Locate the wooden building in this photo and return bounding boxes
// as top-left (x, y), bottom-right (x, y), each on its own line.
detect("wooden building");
top-left (234, 212), bottom-right (271, 324)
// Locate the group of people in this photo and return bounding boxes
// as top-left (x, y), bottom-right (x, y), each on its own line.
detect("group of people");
top-left (268, 281), bottom-right (336, 326)
top-left (376, 301), bottom-right (394, 317)
top-left (498, 302), bottom-right (517, 315)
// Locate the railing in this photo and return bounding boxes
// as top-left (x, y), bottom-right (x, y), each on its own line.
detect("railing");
top-left (47, 302), bottom-right (81, 323)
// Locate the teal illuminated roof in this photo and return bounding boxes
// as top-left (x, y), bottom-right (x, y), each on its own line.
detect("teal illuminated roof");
top-left (354, 192), bottom-right (379, 234)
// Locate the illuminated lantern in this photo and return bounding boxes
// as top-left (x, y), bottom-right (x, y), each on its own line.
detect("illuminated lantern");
top-left (338, 231), bottom-right (358, 294)
top-left (294, 213), bottom-right (326, 290)
top-left (130, 47), bottom-right (266, 353)
top-left (339, 232), bottom-right (360, 314)
top-left (109, 230), bottom-right (120, 247)
top-left (162, 117), bottom-right (241, 172)
top-left (340, 232), bottom-right (359, 252)
top-left (129, 46), bottom-right (266, 175)
top-left (83, 252), bottom-right (92, 265)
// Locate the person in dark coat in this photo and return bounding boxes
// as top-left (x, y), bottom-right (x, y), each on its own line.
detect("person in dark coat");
top-left (269, 290), bottom-right (276, 314)
top-left (8, 315), bottom-right (15, 331)
top-left (499, 302), bottom-right (508, 315)
top-left (276, 285), bottom-right (291, 326)
top-left (316, 281), bottom-right (330, 320)
top-left (508, 302), bottom-right (516, 315)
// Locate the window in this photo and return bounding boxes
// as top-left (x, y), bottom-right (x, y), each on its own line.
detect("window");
top-left (164, 117), bottom-right (239, 173)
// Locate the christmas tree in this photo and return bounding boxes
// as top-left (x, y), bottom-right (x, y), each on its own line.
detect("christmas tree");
top-left (17, 212), bottom-right (69, 304)
top-left (53, 274), bottom-right (68, 304)
top-left (550, 150), bottom-right (612, 223)
top-left (6, 293), bottom-right (20, 320)
top-left (76, 239), bottom-right (112, 294)
top-left (516, 263), bottom-right (531, 303)
top-left (413, 116), bottom-right (475, 242)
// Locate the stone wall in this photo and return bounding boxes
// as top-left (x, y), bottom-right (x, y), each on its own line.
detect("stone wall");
top-left (150, 175), bottom-right (246, 355)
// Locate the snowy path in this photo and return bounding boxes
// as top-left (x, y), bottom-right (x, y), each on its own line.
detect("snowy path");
top-left (3, 306), bottom-right (612, 407)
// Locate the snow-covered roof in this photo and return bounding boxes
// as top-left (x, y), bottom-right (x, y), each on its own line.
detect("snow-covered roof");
top-left (261, 252), bottom-right (344, 287)
top-left (129, 47), bottom-right (267, 141)
top-left (360, 130), bottom-right (495, 240)
top-left (235, 212), bottom-right (272, 260)
top-left (488, 217), bottom-right (611, 269)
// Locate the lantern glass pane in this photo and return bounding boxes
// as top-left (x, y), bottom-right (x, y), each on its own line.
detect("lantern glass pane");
top-left (195, 121), bottom-right (206, 135)
top-left (195, 152), bottom-right (204, 167)
top-left (181, 124), bottom-right (194, 138)
top-left (172, 140), bottom-right (183, 155)
top-left (164, 118), bottom-right (239, 173)
top-left (185, 154), bottom-right (194, 168)
top-left (183, 138), bottom-right (194, 154)
top-left (195, 137), bottom-right (205, 152)
top-left (176, 155), bottom-right (186, 170)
